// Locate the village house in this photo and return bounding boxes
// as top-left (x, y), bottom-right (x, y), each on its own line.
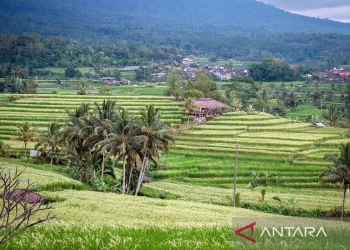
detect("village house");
top-left (191, 98), bottom-right (229, 123)
top-left (101, 77), bottom-right (118, 85)
top-left (318, 66), bottom-right (350, 83)
top-left (101, 77), bottom-right (133, 86)
top-left (150, 72), bottom-right (167, 81)
top-left (119, 66), bottom-right (141, 71)
top-left (182, 57), bottom-right (195, 66)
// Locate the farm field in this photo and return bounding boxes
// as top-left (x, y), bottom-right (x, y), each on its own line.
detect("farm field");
top-left (0, 94), bottom-right (186, 151)
top-left (143, 111), bottom-right (350, 217)
top-left (0, 158), bottom-right (349, 250)
top-left (36, 79), bottom-right (167, 96)
top-left (1, 93), bottom-right (350, 249)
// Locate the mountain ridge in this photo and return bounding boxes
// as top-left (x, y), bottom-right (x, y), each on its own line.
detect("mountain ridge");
top-left (1, 0), bottom-right (350, 45)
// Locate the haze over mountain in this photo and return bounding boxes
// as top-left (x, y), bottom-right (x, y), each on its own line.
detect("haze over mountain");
top-left (1, 0), bottom-right (350, 45)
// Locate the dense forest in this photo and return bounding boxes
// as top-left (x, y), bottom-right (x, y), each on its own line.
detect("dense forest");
top-left (0, 34), bottom-right (349, 73)
top-left (1, 0), bottom-right (350, 69)
top-left (0, 34), bottom-right (180, 71)
top-left (1, 0), bottom-right (350, 45)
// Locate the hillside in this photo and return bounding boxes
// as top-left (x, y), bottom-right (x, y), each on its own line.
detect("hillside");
top-left (1, 0), bottom-right (350, 45)
top-left (1, 88), bottom-right (350, 248)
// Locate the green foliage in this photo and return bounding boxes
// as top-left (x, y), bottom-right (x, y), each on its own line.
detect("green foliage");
top-left (12, 121), bottom-right (37, 157)
top-left (235, 192), bottom-right (241, 207)
top-left (23, 78), bottom-right (37, 94)
top-left (225, 76), bottom-right (258, 108)
top-left (320, 142), bottom-right (350, 220)
top-left (135, 67), bottom-right (151, 81)
top-left (34, 122), bottom-right (62, 165)
top-left (98, 86), bottom-right (112, 96)
top-left (193, 71), bottom-right (217, 95)
top-left (249, 59), bottom-right (301, 82)
top-left (165, 69), bottom-right (182, 96)
top-left (76, 80), bottom-right (89, 95)
top-left (323, 103), bottom-right (339, 127)
top-left (0, 140), bottom-right (11, 157)
top-left (183, 89), bottom-right (204, 99)
top-left (65, 67), bottom-right (82, 78)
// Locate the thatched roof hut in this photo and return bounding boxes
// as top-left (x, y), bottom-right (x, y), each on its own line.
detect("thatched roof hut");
top-left (192, 98), bottom-right (229, 117)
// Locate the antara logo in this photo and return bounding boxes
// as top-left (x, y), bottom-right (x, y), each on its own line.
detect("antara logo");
top-left (235, 222), bottom-right (257, 244)
top-left (235, 222), bottom-right (327, 244)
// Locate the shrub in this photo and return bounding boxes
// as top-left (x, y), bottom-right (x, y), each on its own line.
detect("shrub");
top-left (8, 95), bottom-right (20, 102)
top-left (184, 89), bottom-right (204, 99)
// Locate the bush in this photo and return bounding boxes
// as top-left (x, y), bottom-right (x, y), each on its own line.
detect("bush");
top-left (174, 89), bottom-right (185, 101)
top-left (8, 95), bottom-right (20, 102)
top-left (184, 89), bottom-right (204, 99)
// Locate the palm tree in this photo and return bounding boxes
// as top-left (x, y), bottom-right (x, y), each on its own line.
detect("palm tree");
top-left (12, 122), bottom-right (36, 158)
top-left (258, 88), bottom-right (269, 113)
top-left (66, 103), bottom-right (90, 118)
top-left (97, 108), bottom-right (137, 193)
top-left (134, 105), bottom-right (175, 196)
top-left (35, 122), bottom-right (62, 165)
top-left (86, 115), bottom-right (110, 180)
top-left (323, 103), bottom-right (338, 127)
top-left (61, 117), bottom-right (95, 182)
top-left (320, 143), bottom-right (350, 221)
top-left (94, 99), bottom-right (118, 121)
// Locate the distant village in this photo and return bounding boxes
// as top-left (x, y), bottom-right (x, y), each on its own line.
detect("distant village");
top-left (100, 57), bottom-right (350, 86)
top-left (316, 67), bottom-right (350, 83)
top-left (101, 56), bottom-right (249, 86)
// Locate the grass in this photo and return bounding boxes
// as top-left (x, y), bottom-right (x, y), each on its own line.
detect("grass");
top-left (0, 161), bottom-right (83, 191)
top-left (2, 223), bottom-right (349, 250)
top-left (285, 105), bottom-right (324, 121)
top-left (0, 225), bottom-right (234, 250)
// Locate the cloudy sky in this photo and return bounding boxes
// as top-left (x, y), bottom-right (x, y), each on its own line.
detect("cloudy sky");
top-left (258, 0), bottom-right (350, 23)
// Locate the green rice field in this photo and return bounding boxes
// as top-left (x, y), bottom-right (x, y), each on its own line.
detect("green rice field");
top-left (0, 92), bottom-right (350, 249)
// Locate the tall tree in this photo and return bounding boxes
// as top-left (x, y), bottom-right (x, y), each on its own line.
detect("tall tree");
top-left (97, 108), bottom-right (137, 193)
top-left (12, 122), bottom-right (36, 158)
top-left (165, 69), bottom-right (182, 96)
top-left (193, 71), bottom-right (217, 95)
top-left (134, 105), bottom-right (174, 196)
top-left (258, 88), bottom-right (269, 113)
top-left (35, 122), bottom-right (62, 165)
top-left (66, 103), bottom-right (90, 118)
top-left (61, 117), bottom-right (95, 182)
top-left (320, 143), bottom-right (350, 221)
top-left (323, 104), bottom-right (339, 127)
top-left (94, 99), bottom-right (118, 121)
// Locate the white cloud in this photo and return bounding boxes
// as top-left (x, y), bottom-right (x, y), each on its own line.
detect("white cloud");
top-left (258, 0), bottom-right (349, 10)
top-left (258, 0), bottom-right (350, 23)
top-left (289, 5), bottom-right (350, 23)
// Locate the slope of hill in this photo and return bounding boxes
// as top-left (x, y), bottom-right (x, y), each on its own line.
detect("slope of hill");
top-left (1, 0), bottom-right (350, 45)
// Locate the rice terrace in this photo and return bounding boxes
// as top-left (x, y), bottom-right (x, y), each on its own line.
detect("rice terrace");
top-left (1, 0), bottom-right (350, 249)
top-left (0, 78), bottom-right (350, 249)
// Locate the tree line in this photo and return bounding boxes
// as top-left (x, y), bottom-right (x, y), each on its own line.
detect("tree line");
top-left (1, 33), bottom-right (350, 74)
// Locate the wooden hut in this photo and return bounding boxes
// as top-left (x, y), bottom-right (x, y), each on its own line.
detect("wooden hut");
top-left (191, 98), bottom-right (229, 119)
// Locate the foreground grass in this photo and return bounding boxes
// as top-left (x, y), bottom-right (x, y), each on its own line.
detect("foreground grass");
top-left (2, 223), bottom-right (349, 250)
top-left (1, 225), bottom-right (232, 250)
